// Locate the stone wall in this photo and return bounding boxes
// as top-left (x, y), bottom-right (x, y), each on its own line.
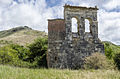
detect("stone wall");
top-left (47, 4), bottom-right (104, 69)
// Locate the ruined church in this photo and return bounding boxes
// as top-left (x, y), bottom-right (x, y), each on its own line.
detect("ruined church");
top-left (47, 5), bottom-right (104, 69)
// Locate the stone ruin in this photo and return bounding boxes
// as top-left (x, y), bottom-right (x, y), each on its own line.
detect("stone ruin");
top-left (47, 4), bottom-right (104, 69)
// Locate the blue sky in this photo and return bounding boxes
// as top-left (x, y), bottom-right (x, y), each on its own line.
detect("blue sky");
top-left (0, 0), bottom-right (120, 45)
top-left (46, 0), bottom-right (62, 7)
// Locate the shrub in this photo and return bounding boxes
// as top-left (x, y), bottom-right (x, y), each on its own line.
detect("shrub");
top-left (0, 44), bottom-right (32, 68)
top-left (0, 37), bottom-right (48, 68)
top-left (0, 46), bottom-right (18, 64)
top-left (10, 44), bottom-right (30, 61)
top-left (27, 37), bottom-right (48, 68)
top-left (104, 43), bottom-right (114, 59)
top-left (10, 60), bottom-right (33, 68)
top-left (113, 53), bottom-right (120, 70)
top-left (83, 52), bottom-right (115, 69)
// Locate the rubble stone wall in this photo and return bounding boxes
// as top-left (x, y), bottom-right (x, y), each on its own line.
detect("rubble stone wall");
top-left (48, 5), bottom-right (104, 69)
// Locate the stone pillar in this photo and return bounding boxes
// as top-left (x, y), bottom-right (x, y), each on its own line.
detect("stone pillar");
top-left (64, 13), bottom-right (72, 41)
top-left (92, 21), bottom-right (98, 40)
top-left (79, 17), bottom-right (84, 40)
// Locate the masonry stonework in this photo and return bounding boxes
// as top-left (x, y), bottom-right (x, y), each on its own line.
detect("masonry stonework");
top-left (47, 5), bottom-right (104, 69)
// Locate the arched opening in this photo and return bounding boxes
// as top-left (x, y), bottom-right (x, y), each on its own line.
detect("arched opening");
top-left (85, 19), bottom-right (90, 32)
top-left (72, 18), bottom-right (78, 33)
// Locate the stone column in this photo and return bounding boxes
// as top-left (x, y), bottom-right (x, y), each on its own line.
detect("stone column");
top-left (92, 21), bottom-right (98, 39)
top-left (79, 17), bottom-right (84, 40)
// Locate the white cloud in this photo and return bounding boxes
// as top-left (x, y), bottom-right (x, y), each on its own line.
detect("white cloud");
top-left (0, 0), bottom-right (13, 6)
top-left (103, 0), bottom-right (120, 10)
top-left (98, 9), bottom-right (120, 44)
top-left (0, 0), bottom-right (54, 31)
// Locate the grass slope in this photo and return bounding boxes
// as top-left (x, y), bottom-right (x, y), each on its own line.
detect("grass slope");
top-left (103, 41), bottom-right (120, 54)
top-left (0, 65), bottom-right (120, 79)
top-left (0, 26), bottom-right (31, 38)
top-left (0, 26), bottom-right (47, 46)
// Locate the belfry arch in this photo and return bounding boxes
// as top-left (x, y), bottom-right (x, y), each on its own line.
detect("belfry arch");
top-left (64, 5), bottom-right (98, 40)
top-left (71, 17), bottom-right (80, 38)
top-left (85, 19), bottom-right (90, 32)
top-left (71, 17), bottom-right (78, 33)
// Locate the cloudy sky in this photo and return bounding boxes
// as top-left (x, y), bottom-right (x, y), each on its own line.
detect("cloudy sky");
top-left (0, 0), bottom-right (120, 45)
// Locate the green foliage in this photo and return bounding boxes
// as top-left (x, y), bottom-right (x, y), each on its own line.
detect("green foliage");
top-left (0, 36), bottom-right (48, 68)
top-left (0, 44), bottom-right (32, 67)
top-left (84, 52), bottom-right (115, 69)
top-left (0, 27), bottom-right (48, 68)
top-left (27, 37), bottom-right (48, 68)
top-left (0, 46), bottom-right (18, 64)
top-left (103, 41), bottom-right (120, 70)
top-left (104, 43), bottom-right (114, 59)
top-left (103, 41), bottom-right (120, 60)
top-left (113, 53), bottom-right (120, 70)
top-left (10, 44), bottom-right (30, 61)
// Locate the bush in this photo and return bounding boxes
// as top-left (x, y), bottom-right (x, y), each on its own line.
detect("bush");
top-left (104, 43), bottom-right (114, 59)
top-left (83, 52), bottom-right (115, 69)
top-left (27, 37), bottom-right (48, 68)
top-left (113, 53), bottom-right (120, 70)
top-left (10, 60), bottom-right (33, 68)
top-left (10, 44), bottom-right (30, 61)
top-left (0, 45), bottom-right (18, 64)
top-left (0, 44), bottom-right (32, 68)
top-left (0, 37), bottom-right (48, 68)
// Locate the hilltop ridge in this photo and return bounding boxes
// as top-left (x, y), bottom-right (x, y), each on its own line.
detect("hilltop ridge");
top-left (0, 26), bottom-right (47, 46)
top-left (0, 26), bottom-right (32, 38)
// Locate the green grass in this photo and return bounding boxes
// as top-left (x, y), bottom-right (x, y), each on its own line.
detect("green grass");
top-left (0, 65), bottom-right (120, 79)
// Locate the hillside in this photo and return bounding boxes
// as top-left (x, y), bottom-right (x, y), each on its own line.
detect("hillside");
top-left (0, 26), bottom-right (47, 46)
top-left (102, 41), bottom-right (120, 60)
top-left (103, 41), bottom-right (120, 53)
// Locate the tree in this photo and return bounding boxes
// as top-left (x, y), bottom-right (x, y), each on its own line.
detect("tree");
top-left (28, 37), bottom-right (48, 68)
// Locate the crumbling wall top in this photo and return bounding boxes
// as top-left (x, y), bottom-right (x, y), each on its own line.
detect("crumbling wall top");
top-left (64, 4), bottom-right (98, 10)
top-left (48, 19), bottom-right (64, 21)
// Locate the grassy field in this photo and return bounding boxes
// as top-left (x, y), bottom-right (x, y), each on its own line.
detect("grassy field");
top-left (0, 65), bottom-right (120, 79)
